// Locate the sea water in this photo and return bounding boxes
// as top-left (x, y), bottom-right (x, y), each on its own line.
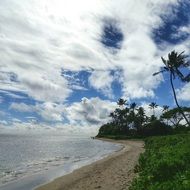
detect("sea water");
top-left (0, 131), bottom-right (122, 190)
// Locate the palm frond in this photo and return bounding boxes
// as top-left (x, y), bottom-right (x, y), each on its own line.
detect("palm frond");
top-left (153, 69), bottom-right (166, 76)
top-left (178, 51), bottom-right (185, 56)
top-left (164, 66), bottom-right (169, 70)
top-left (181, 61), bottom-right (190, 67)
top-left (183, 73), bottom-right (190, 82)
top-left (175, 69), bottom-right (184, 80)
top-left (161, 57), bottom-right (167, 65)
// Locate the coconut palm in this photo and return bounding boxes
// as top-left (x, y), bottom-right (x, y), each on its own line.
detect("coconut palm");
top-left (162, 105), bottom-right (169, 125)
top-left (129, 102), bottom-right (137, 119)
top-left (128, 102), bottom-right (137, 128)
top-left (162, 105), bottom-right (169, 113)
top-left (130, 102), bottom-right (137, 112)
top-left (153, 51), bottom-right (190, 126)
top-left (137, 106), bottom-right (146, 126)
top-left (117, 98), bottom-right (127, 108)
top-left (149, 102), bottom-right (158, 116)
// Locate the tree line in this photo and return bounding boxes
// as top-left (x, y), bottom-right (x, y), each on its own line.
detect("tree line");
top-left (97, 99), bottom-right (190, 138)
top-left (97, 51), bottom-right (190, 138)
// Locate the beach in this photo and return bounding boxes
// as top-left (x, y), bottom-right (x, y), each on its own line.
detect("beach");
top-left (36, 140), bottom-right (144, 190)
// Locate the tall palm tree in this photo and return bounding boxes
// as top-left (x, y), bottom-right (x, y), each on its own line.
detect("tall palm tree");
top-left (137, 106), bottom-right (146, 126)
top-left (149, 102), bottom-right (158, 116)
top-left (162, 105), bottom-right (169, 125)
top-left (117, 98), bottom-right (127, 108)
top-left (130, 102), bottom-right (137, 112)
top-left (129, 102), bottom-right (137, 118)
top-left (129, 102), bottom-right (137, 128)
top-left (153, 51), bottom-right (190, 126)
top-left (162, 105), bottom-right (169, 113)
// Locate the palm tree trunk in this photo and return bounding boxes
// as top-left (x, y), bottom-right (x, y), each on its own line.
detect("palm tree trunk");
top-left (170, 72), bottom-right (190, 126)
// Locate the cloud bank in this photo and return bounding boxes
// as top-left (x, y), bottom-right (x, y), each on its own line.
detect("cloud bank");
top-left (0, 0), bottom-right (190, 133)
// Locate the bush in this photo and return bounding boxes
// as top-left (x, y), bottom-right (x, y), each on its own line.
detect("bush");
top-left (139, 120), bottom-right (172, 137)
top-left (130, 134), bottom-right (190, 190)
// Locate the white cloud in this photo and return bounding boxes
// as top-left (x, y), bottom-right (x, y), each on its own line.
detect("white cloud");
top-left (36, 102), bottom-right (65, 121)
top-left (9, 97), bottom-right (117, 128)
top-left (0, 90), bottom-right (26, 100)
top-left (10, 102), bottom-right (65, 121)
top-left (0, 0), bottom-right (181, 102)
top-left (0, 120), bottom-right (8, 125)
top-left (2, 0), bottom-right (190, 132)
top-left (65, 97), bottom-right (117, 126)
top-left (141, 102), bottom-right (163, 118)
top-left (88, 70), bottom-right (115, 98)
top-left (10, 102), bottom-right (33, 112)
top-left (180, 26), bottom-right (190, 34)
top-left (0, 121), bottom-right (99, 136)
top-left (177, 83), bottom-right (190, 102)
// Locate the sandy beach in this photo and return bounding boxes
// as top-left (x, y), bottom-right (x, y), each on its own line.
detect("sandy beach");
top-left (36, 139), bottom-right (144, 190)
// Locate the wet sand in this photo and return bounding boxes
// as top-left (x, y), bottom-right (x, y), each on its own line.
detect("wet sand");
top-left (36, 139), bottom-right (144, 190)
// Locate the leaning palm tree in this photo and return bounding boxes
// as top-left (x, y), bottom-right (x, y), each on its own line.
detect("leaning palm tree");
top-left (149, 102), bottom-right (158, 116)
top-left (153, 50), bottom-right (190, 126)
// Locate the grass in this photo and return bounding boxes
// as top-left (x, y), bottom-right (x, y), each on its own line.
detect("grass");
top-left (129, 134), bottom-right (190, 190)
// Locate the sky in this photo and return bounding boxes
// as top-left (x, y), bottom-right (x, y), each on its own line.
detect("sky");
top-left (0, 0), bottom-right (190, 135)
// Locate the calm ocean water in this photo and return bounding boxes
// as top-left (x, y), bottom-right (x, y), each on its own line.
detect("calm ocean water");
top-left (0, 132), bottom-right (122, 189)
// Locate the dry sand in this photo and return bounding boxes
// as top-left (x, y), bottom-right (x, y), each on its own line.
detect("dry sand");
top-left (36, 139), bottom-right (144, 190)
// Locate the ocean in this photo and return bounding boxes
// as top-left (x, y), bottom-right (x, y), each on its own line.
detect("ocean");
top-left (0, 132), bottom-right (122, 190)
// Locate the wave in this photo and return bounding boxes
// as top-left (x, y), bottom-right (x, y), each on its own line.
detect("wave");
top-left (0, 155), bottom-right (92, 185)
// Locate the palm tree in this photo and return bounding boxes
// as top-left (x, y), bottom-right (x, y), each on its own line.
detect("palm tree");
top-left (162, 105), bottom-right (169, 113)
top-left (130, 102), bottom-right (137, 112)
top-left (137, 106), bottom-right (146, 126)
top-left (129, 102), bottom-right (137, 128)
top-left (153, 51), bottom-right (190, 126)
top-left (162, 105), bottom-right (169, 125)
top-left (117, 98), bottom-right (127, 108)
top-left (129, 102), bottom-right (137, 119)
top-left (149, 102), bottom-right (158, 116)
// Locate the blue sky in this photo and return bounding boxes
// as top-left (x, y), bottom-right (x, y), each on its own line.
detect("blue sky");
top-left (0, 0), bottom-right (190, 134)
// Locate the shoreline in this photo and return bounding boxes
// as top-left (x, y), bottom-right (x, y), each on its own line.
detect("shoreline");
top-left (0, 138), bottom-right (122, 190)
top-left (36, 139), bottom-right (144, 190)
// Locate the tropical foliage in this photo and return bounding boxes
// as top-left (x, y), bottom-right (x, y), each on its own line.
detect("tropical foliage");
top-left (153, 50), bottom-right (190, 126)
top-left (130, 134), bottom-right (190, 190)
top-left (97, 50), bottom-right (190, 138)
top-left (97, 50), bottom-right (190, 190)
top-left (97, 98), bottom-right (190, 138)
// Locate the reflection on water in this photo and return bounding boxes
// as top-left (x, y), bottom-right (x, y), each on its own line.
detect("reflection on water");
top-left (0, 132), bottom-right (121, 186)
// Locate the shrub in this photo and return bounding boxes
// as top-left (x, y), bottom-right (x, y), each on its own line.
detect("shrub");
top-left (130, 134), bottom-right (190, 190)
top-left (139, 120), bottom-right (172, 137)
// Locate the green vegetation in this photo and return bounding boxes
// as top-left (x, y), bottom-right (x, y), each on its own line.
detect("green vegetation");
top-left (97, 101), bottom-right (190, 138)
top-left (153, 51), bottom-right (190, 126)
top-left (97, 51), bottom-right (190, 139)
top-left (96, 51), bottom-right (190, 189)
top-left (129, 134), bottom-right (190, 190)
